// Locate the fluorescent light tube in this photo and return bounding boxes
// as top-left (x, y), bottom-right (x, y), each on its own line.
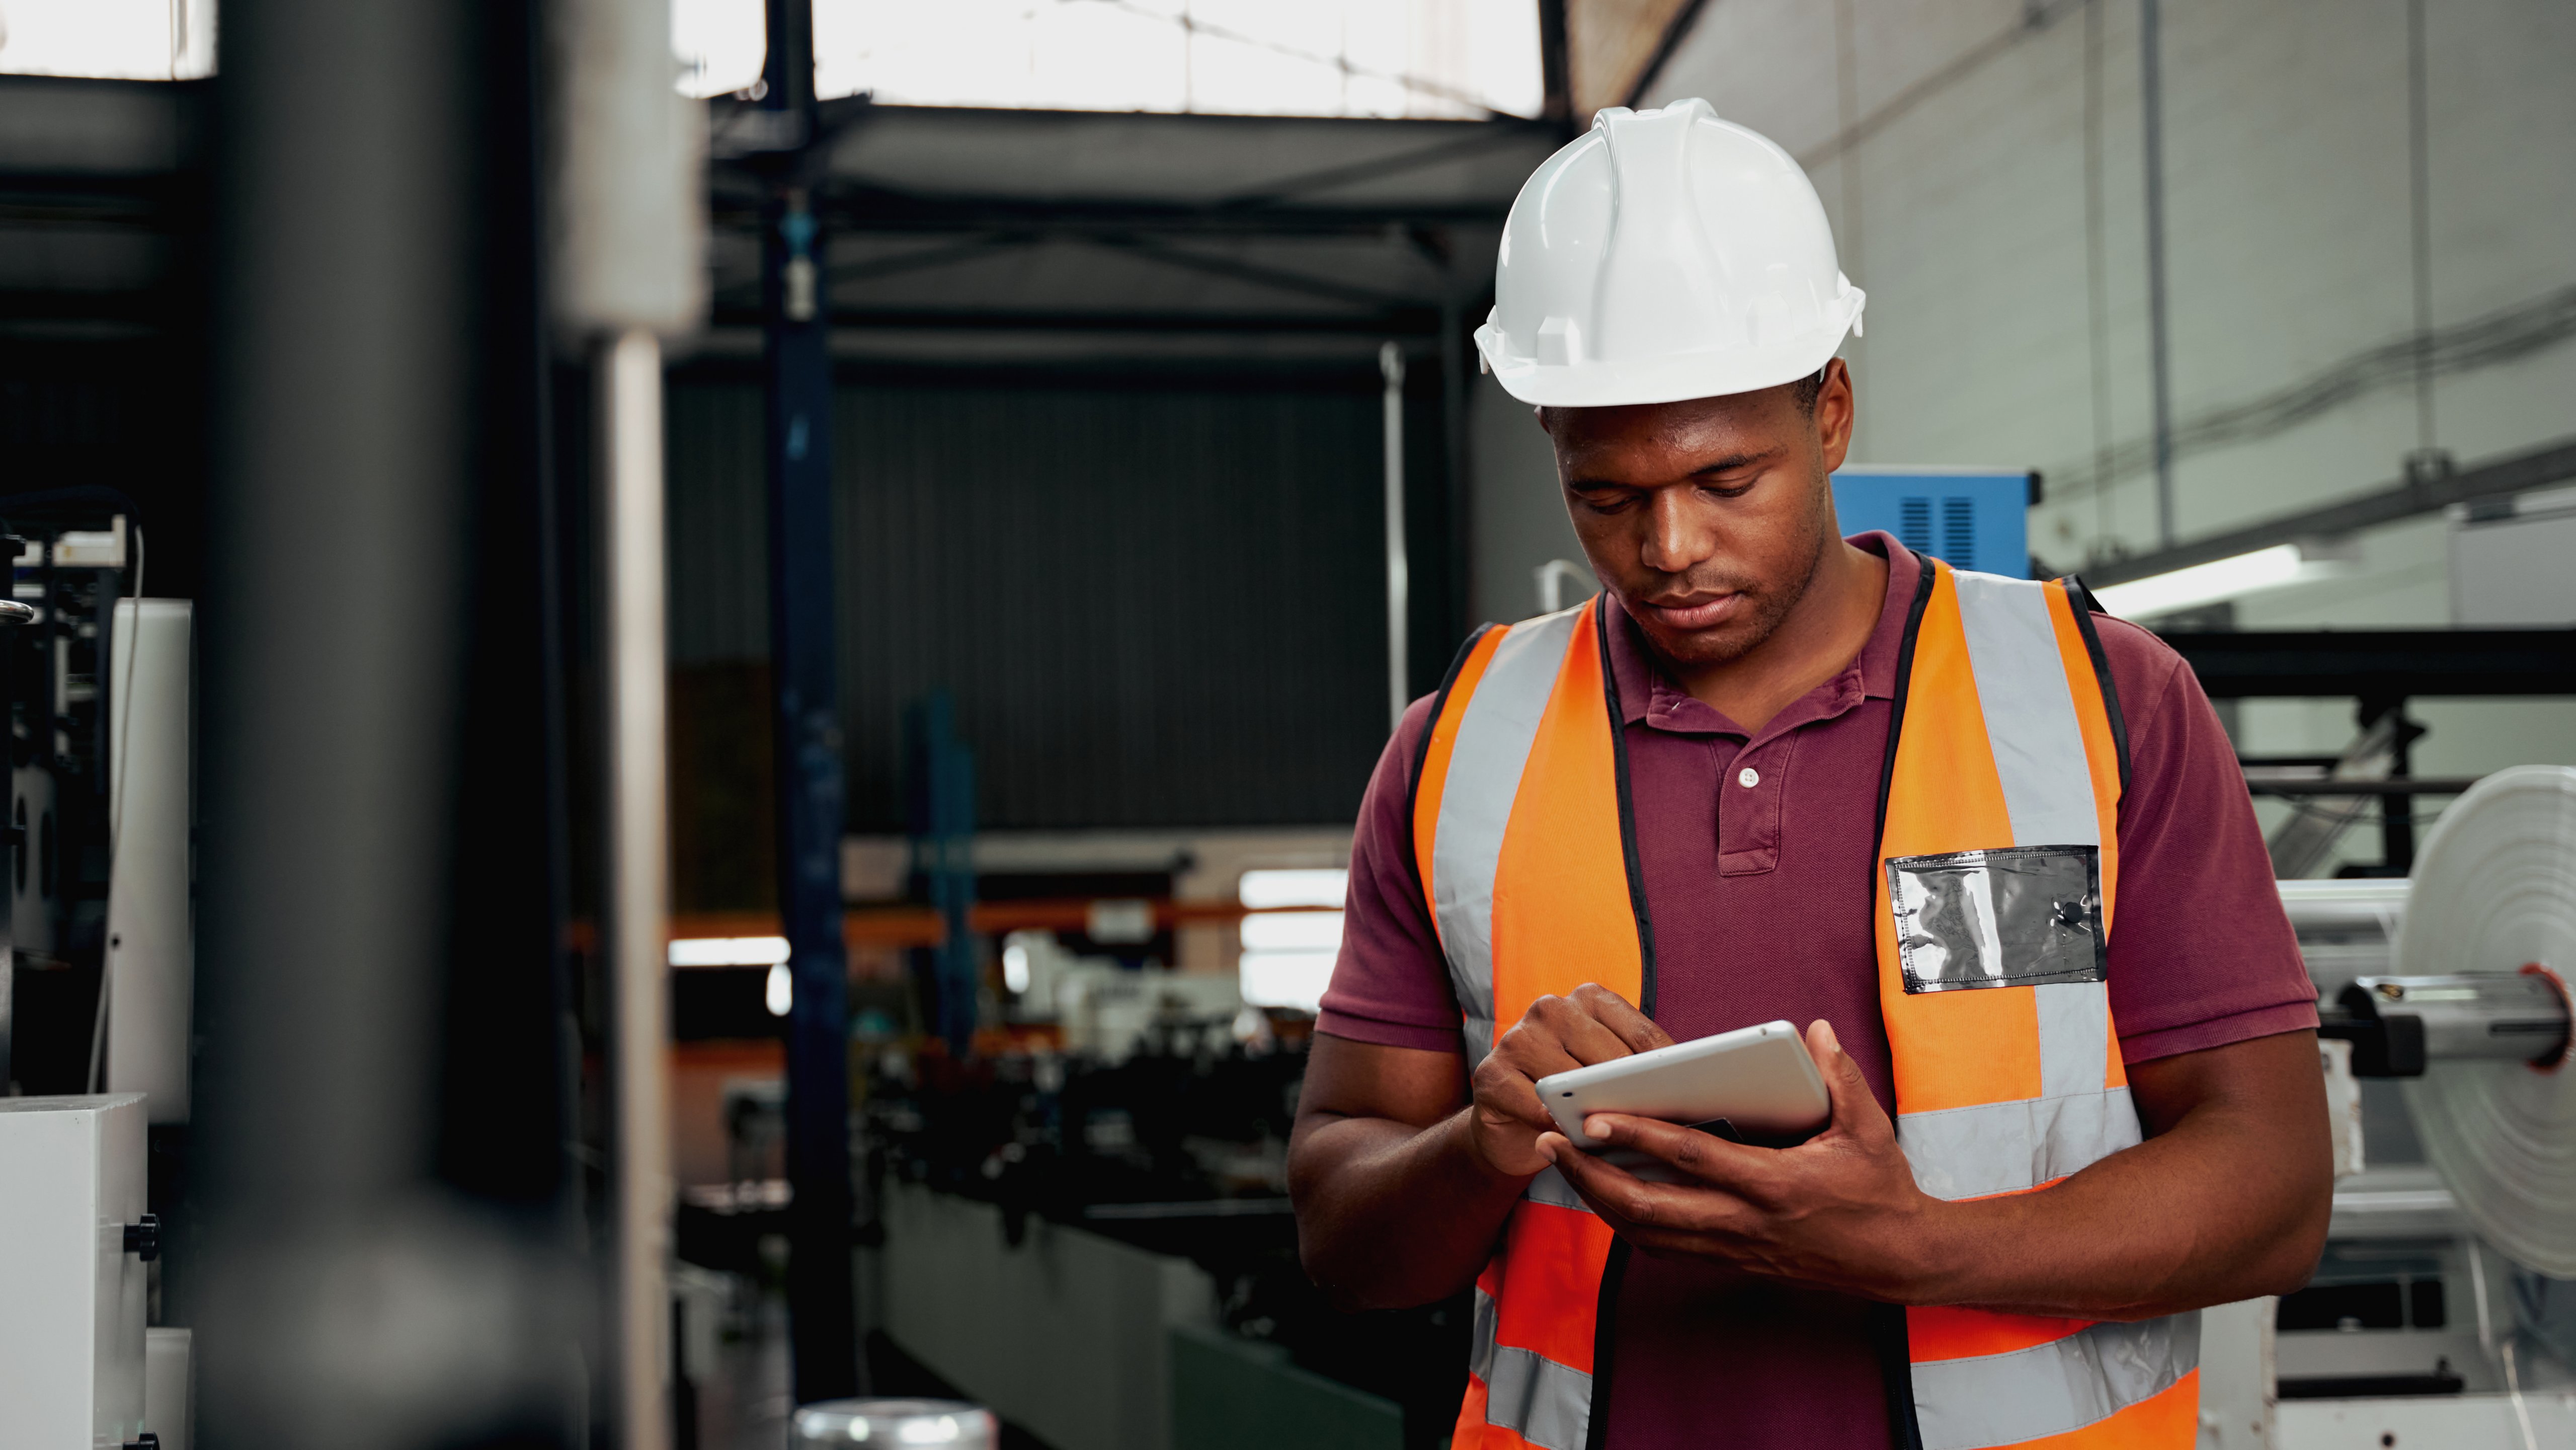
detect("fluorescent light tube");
top-left (1238, 868), bottom-right (1349, 910)
top-left (1240, 909), bottom-right (1345, 953)
top-left (667, 934), bottom-right (793, 967)
top-left (1240, 951), bottom-right (1336, 1012)
top-left (2093, 542), bottom-right (2352, 619)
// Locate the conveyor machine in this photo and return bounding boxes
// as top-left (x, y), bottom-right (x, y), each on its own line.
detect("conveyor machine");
top-left (2242, 765), bottom-right (2576, 1448)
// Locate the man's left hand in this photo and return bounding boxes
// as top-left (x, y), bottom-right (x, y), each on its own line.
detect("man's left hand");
top-left (1541, 1018), bottom-right (1949, 1302)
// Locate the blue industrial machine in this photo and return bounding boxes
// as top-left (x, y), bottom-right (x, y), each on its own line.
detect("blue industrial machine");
top-left (1830, 467), bottom-right (2039, 578)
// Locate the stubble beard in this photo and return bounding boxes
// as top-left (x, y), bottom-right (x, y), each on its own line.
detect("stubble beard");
top-left (1633, 526), bottom-right (1831, 670)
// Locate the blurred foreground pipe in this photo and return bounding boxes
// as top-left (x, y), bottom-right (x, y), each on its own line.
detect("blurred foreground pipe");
top-left (601, 330), bottom-right (674, 1450)
top-left (198, 0), bottom-right (577, 1444)
top-left (1382, 341), bottom-right (1410, 729)
top-left (557, 0), bottom-right (704, 1435)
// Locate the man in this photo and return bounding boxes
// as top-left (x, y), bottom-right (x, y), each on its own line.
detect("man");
top-left (1286, 101), bottom-right (2330, 1450)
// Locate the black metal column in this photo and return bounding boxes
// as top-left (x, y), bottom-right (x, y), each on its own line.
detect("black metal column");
top-left (762, 0), bottom-right (859, 1404)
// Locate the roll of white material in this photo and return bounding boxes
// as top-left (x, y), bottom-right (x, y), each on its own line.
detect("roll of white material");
top-left (2276, 877), bottom-right (2409, 934)
top-left (2395, 765), bottom-right (2576, 1276)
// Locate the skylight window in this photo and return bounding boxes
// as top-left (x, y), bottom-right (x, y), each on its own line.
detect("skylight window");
top-left (675, 0), bottom-right (1542, 119)
top-left (0, 0), bottom-right (215, 81)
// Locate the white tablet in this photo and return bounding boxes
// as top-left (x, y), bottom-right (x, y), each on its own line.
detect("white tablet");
top-left (1535, 1019), bottom-right (1830, 1154)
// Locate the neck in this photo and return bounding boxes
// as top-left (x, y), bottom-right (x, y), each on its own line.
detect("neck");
top-left (1658, 538), bottom-right (1889, 732)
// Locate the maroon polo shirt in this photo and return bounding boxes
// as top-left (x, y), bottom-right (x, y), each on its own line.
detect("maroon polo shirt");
top-left (1317, 533), bottom-right (2318, 1450)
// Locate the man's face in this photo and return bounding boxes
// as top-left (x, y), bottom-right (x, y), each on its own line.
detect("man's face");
top-left (1544, 363), bottom-right (1855, 669)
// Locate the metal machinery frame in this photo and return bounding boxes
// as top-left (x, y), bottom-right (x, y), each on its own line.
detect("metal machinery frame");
top-left (699, 51), bottom-right (1567, 1399)
top-left (2165, 627), bottom-right (2576, 872)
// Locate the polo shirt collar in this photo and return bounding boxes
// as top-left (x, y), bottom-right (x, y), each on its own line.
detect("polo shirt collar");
top-left (1602, 531), bottom-right (1918, 733)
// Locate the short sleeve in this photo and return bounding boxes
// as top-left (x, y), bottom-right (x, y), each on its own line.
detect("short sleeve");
top-left (1315, 694), bottom-right (1471, 1052)
top-left (2097, 617), bottom-right (2321, 1062)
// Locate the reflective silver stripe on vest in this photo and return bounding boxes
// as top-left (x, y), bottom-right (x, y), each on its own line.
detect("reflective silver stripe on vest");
top-left (1911, 1311), bottom-right (2200, 1450)
top-left (1469, 1287), bottom-right (1593, 1450)
top-left (2036, 979), bottom-right (2113, 1099)
top-left (1949, 570), bottom-right (2099, 849)
top-left (1431, 606), bottom-right (1584, 1065)
top-left (1929, 567), bottom-right (2135, 1184)
top-left (1897, 1087), bottom-right (2144, 1200)
top-left (1461, 1015), bottom-right (1497, 1066)
top-left (1523, 1165), bottom-right (1591, 1213)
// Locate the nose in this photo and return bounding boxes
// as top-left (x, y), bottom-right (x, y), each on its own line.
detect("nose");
top-left (1637, 486), bottom-right (1717, 577)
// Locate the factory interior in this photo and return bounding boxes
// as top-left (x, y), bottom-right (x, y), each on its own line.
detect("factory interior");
top-left (4, 0), bottom-right (2576, 1447)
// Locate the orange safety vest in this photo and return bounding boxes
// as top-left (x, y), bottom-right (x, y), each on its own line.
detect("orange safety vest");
top-left (1412, 553), bottom-right (2200, 1450)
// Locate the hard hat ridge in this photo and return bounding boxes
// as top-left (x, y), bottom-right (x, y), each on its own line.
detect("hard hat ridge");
top-left (1475, 99), bottom-right (1865, 408)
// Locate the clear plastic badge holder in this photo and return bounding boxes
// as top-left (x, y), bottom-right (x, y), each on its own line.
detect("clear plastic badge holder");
top-left (1886, 845), bottom-right (2106, 995)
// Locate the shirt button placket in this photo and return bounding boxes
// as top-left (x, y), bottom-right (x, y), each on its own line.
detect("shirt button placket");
top-left (1717, 738), bottom-right (1789, 876)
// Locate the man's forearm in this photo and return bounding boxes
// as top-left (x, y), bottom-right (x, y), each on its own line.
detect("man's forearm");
top-left (1906, 1100), bottom-right (2330, 1320)
top-left (1889, 1036), bottom-right (2334, 1321)
top-left (1289, 1108), bottom-right (1531, 1311)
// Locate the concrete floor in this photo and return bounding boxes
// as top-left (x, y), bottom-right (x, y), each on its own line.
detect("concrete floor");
top-left (685, 1282), bottom-right (794, 1450)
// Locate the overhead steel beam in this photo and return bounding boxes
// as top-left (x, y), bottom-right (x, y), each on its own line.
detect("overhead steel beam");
top-left (828, 233), bottom-right (1041, 286)
top-left (1205, 122), bottom-right (1549, 212)
top-left (711, 187), bottom-right (1516, 237)
top-left (0, 174), bottom-right (183, 217)
top-left (710, 303), bottom-right (1445, 335)
top-left (1085, 234), bottom-right (1420, 310)
top-left (0, 288), bottom-right (172, 325)
top-left (2163, 629), bottom-right (2576, 700)
top-left (2083, 435), bottom-right (2576, 588)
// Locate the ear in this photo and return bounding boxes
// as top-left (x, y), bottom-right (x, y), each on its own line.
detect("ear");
top-left (1816, 359), bottom-right (1855, 474)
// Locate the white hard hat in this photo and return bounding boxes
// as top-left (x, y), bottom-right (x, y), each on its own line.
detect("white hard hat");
top-left (1475, 99), bottom-right (1865, 408)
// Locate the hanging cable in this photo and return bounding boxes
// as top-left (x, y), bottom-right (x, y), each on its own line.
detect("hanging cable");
top-left (2407, 0), bottom-right (2438, 460)
top-left (1082, 0), bottom-right (1507, 116)
top-left (2083, 0), bottom-right (2116, 551)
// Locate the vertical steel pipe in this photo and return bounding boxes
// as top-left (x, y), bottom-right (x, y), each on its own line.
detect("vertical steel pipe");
top-left (1382, 341), bottom-right (1410, 728)
top-left (2140, 0), bottom-right (2177, 547)
top-left (754, 0), bottom-right (858, 1400)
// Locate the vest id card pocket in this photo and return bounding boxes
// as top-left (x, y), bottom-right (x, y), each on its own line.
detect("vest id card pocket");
top-left (1886, 845), bottom-right (2106, 994)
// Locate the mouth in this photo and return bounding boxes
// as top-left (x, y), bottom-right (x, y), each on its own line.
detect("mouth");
top-left (1637, 592), bottom-right (1748, 631)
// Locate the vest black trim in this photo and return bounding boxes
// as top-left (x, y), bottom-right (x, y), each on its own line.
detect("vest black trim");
top-left (1596, 595), bottom-right (1660, 1021)
top-left (2057, 576), bottom-right (2134, 794)
top-left (1874, 547), bottom-right (1941, 846)
top-left (1583, 1239), bottom-right (1635, 1450)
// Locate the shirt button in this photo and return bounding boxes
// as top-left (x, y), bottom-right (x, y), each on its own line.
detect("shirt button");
top-left (1737, 766), bottom-right (1760, 788)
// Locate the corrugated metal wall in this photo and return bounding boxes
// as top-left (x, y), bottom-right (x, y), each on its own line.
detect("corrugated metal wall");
top-left (665, 363), bottom-right (1454, 832)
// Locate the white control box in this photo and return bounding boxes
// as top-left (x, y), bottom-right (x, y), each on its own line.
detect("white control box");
top-left (0, 1094), bottom-right (147, 1449)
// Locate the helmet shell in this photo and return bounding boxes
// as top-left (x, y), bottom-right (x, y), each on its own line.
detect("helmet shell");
top-left (1475, 99), bottom-right (1865, 407)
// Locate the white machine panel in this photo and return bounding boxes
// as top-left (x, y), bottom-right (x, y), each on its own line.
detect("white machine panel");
top-left (106, 599), bottom-right (193, 1124)
top-left (2450, 487), bottom-right (2576, 625)
top-left (143, 1327), bottom-right (191, 1450)
top-left (0, 1093), bottom-right (147, 1449)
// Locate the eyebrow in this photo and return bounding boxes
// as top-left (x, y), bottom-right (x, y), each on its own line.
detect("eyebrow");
top-left (1563, 446), bottom-right (1782, 491)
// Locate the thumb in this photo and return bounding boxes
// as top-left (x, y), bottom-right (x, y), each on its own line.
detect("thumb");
top-left (1807, 1018), bottom-right (1890, 1145)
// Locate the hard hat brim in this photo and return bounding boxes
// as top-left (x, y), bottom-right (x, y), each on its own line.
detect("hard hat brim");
top-left (1475, 310), bottom-right (1859, 410)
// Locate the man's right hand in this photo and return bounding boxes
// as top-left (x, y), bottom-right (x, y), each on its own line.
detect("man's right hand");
top-left (1466, 982), bottom-right (1675, 1177)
